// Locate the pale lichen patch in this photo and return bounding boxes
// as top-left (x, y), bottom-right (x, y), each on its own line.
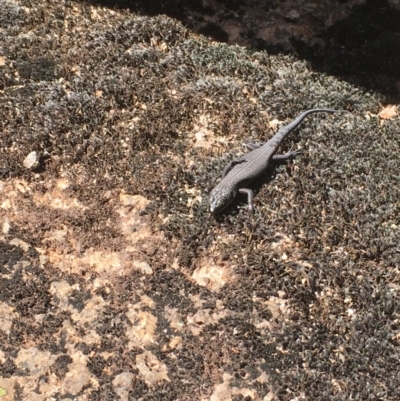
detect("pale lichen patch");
top-left (0, 302), bottom-right (16, 333)
top-left (138, 294), bottom-right (156, 309)
top-left (192, 259), bottom-right (233, 291)
top-left (9, 237), bottom-right (30, 251)
top-left (135, 351), bottom-right (170, 386)
top-left (164, 306), bottom-right (185, 331)
top-left (133, 260), bottom-right (153, 275)
top-left (45, 248), bottom-right (126, 277)
top-left (124, 295), bottom-right (157, 347)
top-left (49, 279), bottom-right (74, 309)
top-left (232, 387), bottom-right (256, 399)
top-left (186, 308), bottom-right (229, 336)
top-left (0, 180), bottom-right (29, 213)
top-left (42, 227), bottom-right (69, 244)
top-left (0, 350), bottom-right (5, 364)
top-left (119, 193), bottom-right (150, 209)
top-left (265, 296), bottom-right (289, 320)
top-left (61, 320), bottom-right (102, 350)
top-left (15, 347), bottom-right (56, 376)
top-left (112, 372), bottom-right (135, 401)
top-left (1, 218), bottom-right (11, 234)
top-left (256, 371), bottom-right (270, 384)
top-left (32, 184), bottom-right (87, 210)
top-left (70, 295), bottom-right (106, 325)
top-left (162, 336), bottom-right (183, 352)
top-left (116, 192), bottom-right (167, 257)
top-left (209, 373), bottom-right (233, 401)
top-left (56, 178), bottom-right (71, 190)
top-left (61, 351), bottom-right (93, 396)
top-left (76, 250), bottom-right (123, 275)
top-left (125, 308), bottom-right (157, 347)
top-left (190, 114), bottom-right (217, 149)
top-left (0, 377), bottom-right (21, 401)
top-left (206, 373), bottom-right (258, 401)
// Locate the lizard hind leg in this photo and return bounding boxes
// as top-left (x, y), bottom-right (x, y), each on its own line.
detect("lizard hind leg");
top-left (272, 149), bottom-right (303, 162)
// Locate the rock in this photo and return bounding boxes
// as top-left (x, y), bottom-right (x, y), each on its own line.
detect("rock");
top-left (23, 151), bottom-right (39, 169)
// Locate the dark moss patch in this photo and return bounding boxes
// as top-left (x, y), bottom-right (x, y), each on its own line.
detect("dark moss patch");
top-left (1, 1), bottom-right (400, 400)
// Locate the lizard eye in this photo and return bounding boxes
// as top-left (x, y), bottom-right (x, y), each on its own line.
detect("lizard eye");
top-left (210, 189), bottom-right (233, 214)
top-left (209, 193), bottom-right (222, 213)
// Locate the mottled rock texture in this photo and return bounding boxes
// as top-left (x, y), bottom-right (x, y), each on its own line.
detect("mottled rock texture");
top-left (1, 0), bottom-right (400, 400)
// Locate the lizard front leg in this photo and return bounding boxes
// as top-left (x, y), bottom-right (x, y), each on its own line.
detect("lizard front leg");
top-left (245, 141), bottom-right (264, 151)
top-left (222, 158), bottom-right (246, 178)
top-left (239, 188), bottom-right (254, 212)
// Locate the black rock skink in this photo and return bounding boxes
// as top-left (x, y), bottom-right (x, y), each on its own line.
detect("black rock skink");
top-left (209, 108), bottom-right (342, 213)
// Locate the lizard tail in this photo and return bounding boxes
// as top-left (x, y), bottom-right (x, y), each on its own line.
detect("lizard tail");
top-left (272, 108), bottom-right (343, 144)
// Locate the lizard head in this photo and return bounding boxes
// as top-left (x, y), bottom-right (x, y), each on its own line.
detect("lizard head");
top-left (209, 186), bottom-right (236, 214)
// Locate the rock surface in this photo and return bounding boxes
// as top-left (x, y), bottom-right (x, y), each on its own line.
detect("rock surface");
top-left (1, 1), bottom-right (400, 400)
